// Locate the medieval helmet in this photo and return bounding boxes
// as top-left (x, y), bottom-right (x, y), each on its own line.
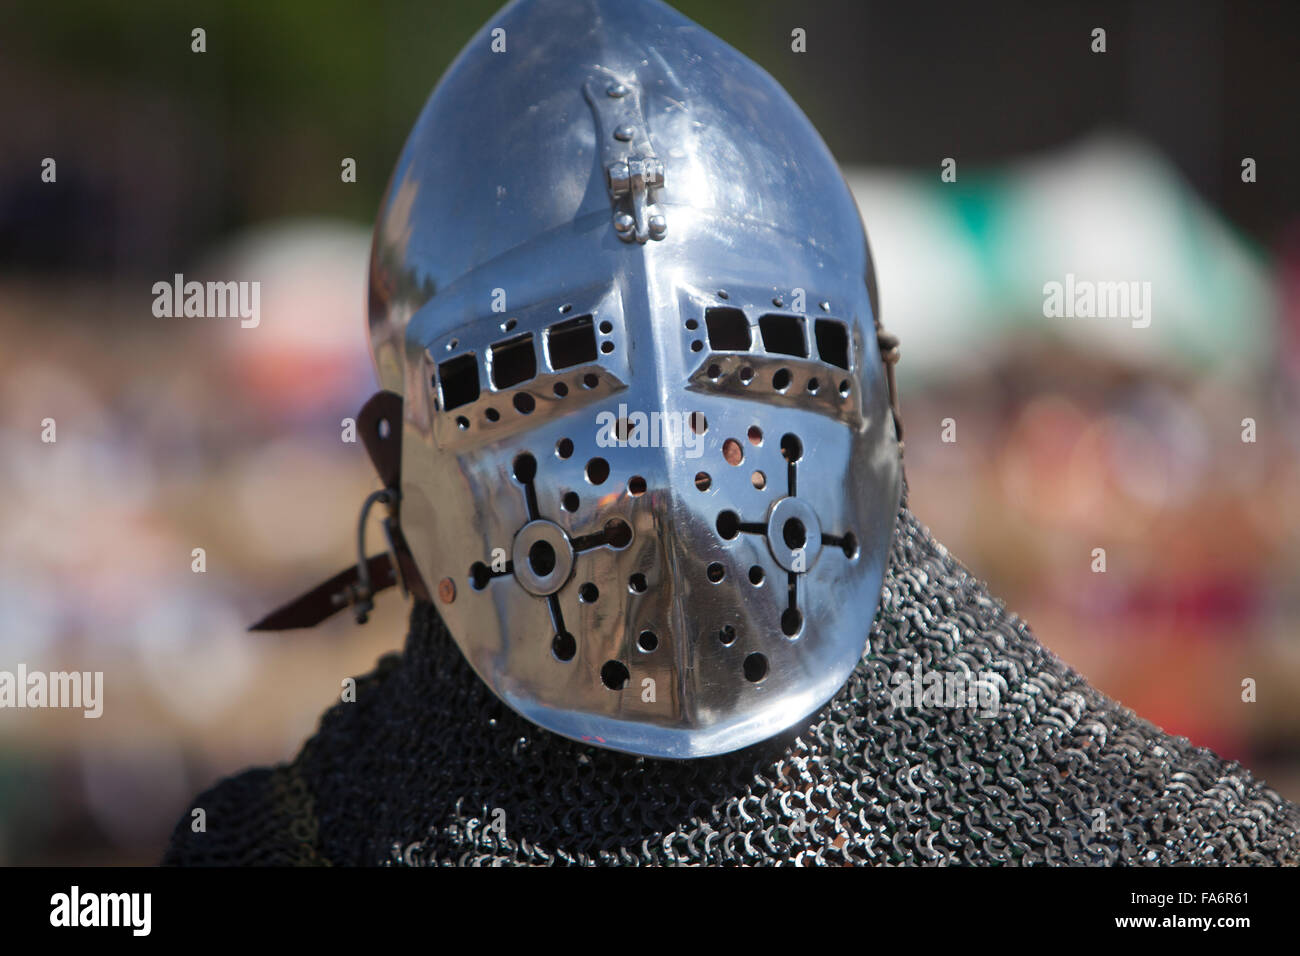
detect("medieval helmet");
top-left (364, 0), bottom-right (902, 758)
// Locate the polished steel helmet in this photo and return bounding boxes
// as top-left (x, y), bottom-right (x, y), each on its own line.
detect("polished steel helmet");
top-left (364, 0), bottom-right (902, 758)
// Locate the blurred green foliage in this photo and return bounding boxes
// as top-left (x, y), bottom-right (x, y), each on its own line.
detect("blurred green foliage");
top-left (9, 0), bottom-right (783, 227)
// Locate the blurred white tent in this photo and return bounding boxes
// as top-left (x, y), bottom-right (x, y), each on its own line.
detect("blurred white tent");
top-left (845, 133), bottom-right (1275, 384)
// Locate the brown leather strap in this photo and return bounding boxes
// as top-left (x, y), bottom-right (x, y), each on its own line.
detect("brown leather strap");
top-left (249, 390), bottom-right (430, 631)
top-left (358, 390), bottom-right (403, 490)
top-left (249, 553), bottom-right (398, 631)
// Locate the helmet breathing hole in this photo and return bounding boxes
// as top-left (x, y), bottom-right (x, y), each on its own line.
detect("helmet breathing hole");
top-left (748, 565), bottom-right (765, 586)
top-left (695, 472), bottom-right (712, 492)
top-left (690, 411), bottom-right (708, 435)
top-left (485, 407), bottom-right (500, 422)
top-left (579, 582), bottom-right (599, 603)
top-left (600, 660), bottom-right (629, 690)
top-left (628, 573), bottom-right (648, 593)
top-left (722, 439), bottom-right (743, 466)
top-left (706, 562), bottom-right (725, 583)
top-left (604, 518), bottom-right (633, 549)
top-left (772, 368), bottom-right (791, 391)
top-left (528, 540), bottom-right (557, 577)
top-left (585, 457), bottom-right (610, 485)
top-left (512, 452), bottom-right (537, 483)
top-left (718, 625), bottom-right (737, 646)
top-left (716, 510), bottom-right (740, 540)
top-left (751, 470), bottom-right (766, 490)
top-left (781, 608), bottom-right (803, 637)
top-left (552, 632), bottom-right (576, 661)
top-left (553, 382), bottom-right (568, 397)
top-left (739, 366), bottom-right (754, 385)
top-left (627, 475), bottom-right (646, 496)
top-left (637, 631), bottom-right (658, 653)
top-left (513, 392), bottom-right (535, 414)
top-left (841, 531), bottom-right (859, 559)
top-left (469, 562), bottom-right (491, 590)
top-left (747, 425), bottom-right (763, 445)
top-left (782, 517), bottom-right (807, 551)
top-left (744, 653), bottom-right (769, 682)
top-left (556, 437), bottom-right (574, 459)
top-left (562, 492), bottom-right (579, 512)
top-left (780, 433), bottom-right (803, 462)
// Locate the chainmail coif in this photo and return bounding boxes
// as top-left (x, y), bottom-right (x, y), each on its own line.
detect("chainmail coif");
top-left (164, 505), bottom-right (1300, 865)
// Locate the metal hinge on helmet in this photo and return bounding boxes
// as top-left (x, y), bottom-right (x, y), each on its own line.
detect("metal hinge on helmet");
top-left (583, 74), bottom-right (666, 243)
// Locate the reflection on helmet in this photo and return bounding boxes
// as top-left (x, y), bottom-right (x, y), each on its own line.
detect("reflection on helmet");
top-left (366, 0), bottom-right (902, 757)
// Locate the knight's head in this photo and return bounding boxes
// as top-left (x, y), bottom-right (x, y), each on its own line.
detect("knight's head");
top-left (367, 0), bottom-right (901, 758)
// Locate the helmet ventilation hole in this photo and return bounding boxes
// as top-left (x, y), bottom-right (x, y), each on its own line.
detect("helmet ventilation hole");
top-left (841, 531), bottom-right (859, 559)
top-left (747, 425), bottom-right (763, 445)
top-left (628, 573), bottom-right (648, 593)
top-left (690, 412), bottom-right (708, 434)
top-left (603, 518), bottom-right (633, 549)
top-left (469, 562), bottom-right (491, 590)
top-left (781, 608), bottom-right (803, 637)
top-left (751, 470), bottom-right (766, 490)
top-left (637, 631), bottom-right (658, 652)
top-left (706, 562), bottom-right (725, 583)
top-left (627, 475), bottom-right (647, 496)
top-left (562, 491), bottom-right (579, 512)
top-left (600, 660), bottom-right (629, 690)
top-left (748, 565), bottom-right (765, 585)
top-left (556, 437), bottom-right (574, 459)
top-left (743, 653), bottom-right (769, 682)
top-left (780, 433), bottom-right (803, 463)
top-left (552, 632), bottom-right (576, 661)
top-left (716, 510), bottom-right (740, 540)
top-left (722, 439), bottom-right (743, 466)
top-left (513, 452), bottom-right (537, 483)
top-left (579, 582), bottom-right (599, 603)
top-left (585, 457), bottom-right (610, 484)
top-left (695, 472), bottom-right (712, 491)
top-left (718, 625), bottom-right (737, 646)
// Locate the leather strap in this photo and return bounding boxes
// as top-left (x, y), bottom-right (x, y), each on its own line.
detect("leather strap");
top-left (248, 391), bottom-right (429, 631)
top-left (250, 553), bottom-right (397, 631)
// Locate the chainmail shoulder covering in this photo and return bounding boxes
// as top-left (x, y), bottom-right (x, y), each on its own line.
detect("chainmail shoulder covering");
top-left (164, 507), bottom-right (1300, 865)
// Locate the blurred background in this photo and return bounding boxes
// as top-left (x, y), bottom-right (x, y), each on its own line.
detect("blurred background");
top-left (1, 0), bottom-right (1297, 863)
